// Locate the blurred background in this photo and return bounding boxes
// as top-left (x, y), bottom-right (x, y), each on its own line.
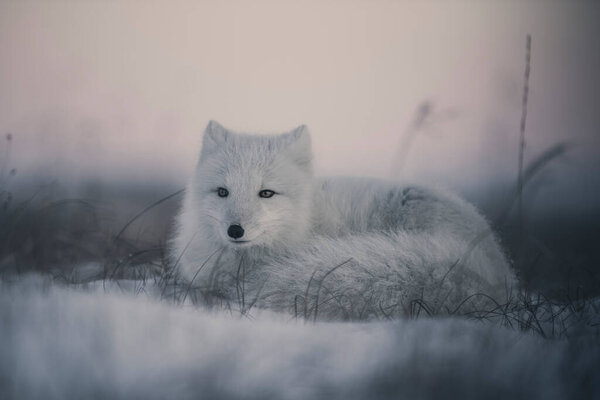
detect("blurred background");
top-left (1, 0), bottom-right (599, 296)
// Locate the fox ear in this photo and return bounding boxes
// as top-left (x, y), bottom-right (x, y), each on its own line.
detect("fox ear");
top-left (282, 125), bottom-right (312, 170)
top-left (201, 120), bottom-right (229, 159)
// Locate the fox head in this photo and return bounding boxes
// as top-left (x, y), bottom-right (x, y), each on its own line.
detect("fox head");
top-left (190, 121), bottom-right (314, 250)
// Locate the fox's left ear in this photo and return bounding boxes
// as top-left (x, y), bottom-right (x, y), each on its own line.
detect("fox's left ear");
top-left (282, 125), bottom-right (312, 170)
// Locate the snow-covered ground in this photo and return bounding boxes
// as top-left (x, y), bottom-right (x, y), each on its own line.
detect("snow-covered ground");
top-left (0, 276), bottom-right (598, 400)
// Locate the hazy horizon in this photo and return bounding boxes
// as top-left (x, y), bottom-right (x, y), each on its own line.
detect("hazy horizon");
top-left (1, 0), bottom-right (599, 213)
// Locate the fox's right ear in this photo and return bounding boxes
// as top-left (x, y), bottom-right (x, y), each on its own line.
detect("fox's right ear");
top-left (281, 124), bottom-right (312, 171)
top-left (200, 120), bottom-right (229, 159)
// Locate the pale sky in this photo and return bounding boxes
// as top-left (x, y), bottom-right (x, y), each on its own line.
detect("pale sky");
top-left (1, 0), bottom-right (599, 210)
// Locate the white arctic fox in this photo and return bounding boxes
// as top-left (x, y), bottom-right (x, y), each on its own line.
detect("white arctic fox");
top-left (171, 121), bottom-right (516, 320)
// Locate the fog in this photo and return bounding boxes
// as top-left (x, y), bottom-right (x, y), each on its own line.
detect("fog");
top-left (2, 3), bottom-right (600, 398)
top-left (1, 0), bottom-right (599, 213)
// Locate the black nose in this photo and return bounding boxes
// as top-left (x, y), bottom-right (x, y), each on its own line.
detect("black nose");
top-left (227, 224), bottom-right (245, 239)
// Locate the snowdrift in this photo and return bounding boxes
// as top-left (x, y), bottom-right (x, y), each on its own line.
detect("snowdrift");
top-left (0, 277), bottom-right (598, 400)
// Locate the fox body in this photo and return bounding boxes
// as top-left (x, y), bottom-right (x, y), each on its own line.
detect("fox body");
top-left (171, 121), bottom-right (516, 319)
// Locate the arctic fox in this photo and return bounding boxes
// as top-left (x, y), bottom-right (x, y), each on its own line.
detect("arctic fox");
top-left (171, 121), bottom-right (516, 320)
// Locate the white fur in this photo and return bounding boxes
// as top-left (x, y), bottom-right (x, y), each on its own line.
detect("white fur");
top-left (171, 121), bottom-right (516, 320)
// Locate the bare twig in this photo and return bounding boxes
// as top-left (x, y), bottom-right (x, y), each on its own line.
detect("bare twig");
top-left (517, 35), bottom-right (532, 237)
top-left (112, 189), bottom-right (184, 247)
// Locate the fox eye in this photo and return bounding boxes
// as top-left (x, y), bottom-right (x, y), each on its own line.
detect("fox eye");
top-left (217, 187), bottom-right (229, 197)
top-left (258, 190), bottom-right (276, 198)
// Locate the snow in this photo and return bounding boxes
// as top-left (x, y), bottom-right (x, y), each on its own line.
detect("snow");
top-left (0, 276), bottom-right (598, 399)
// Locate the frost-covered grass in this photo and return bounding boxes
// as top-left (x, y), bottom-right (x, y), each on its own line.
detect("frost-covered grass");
top-left (2, 134), bottom-right (600, 398)
top-left (2, 181), bottom-right (600, 398)
top-left (1, 276), bottom-right (598, 400)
